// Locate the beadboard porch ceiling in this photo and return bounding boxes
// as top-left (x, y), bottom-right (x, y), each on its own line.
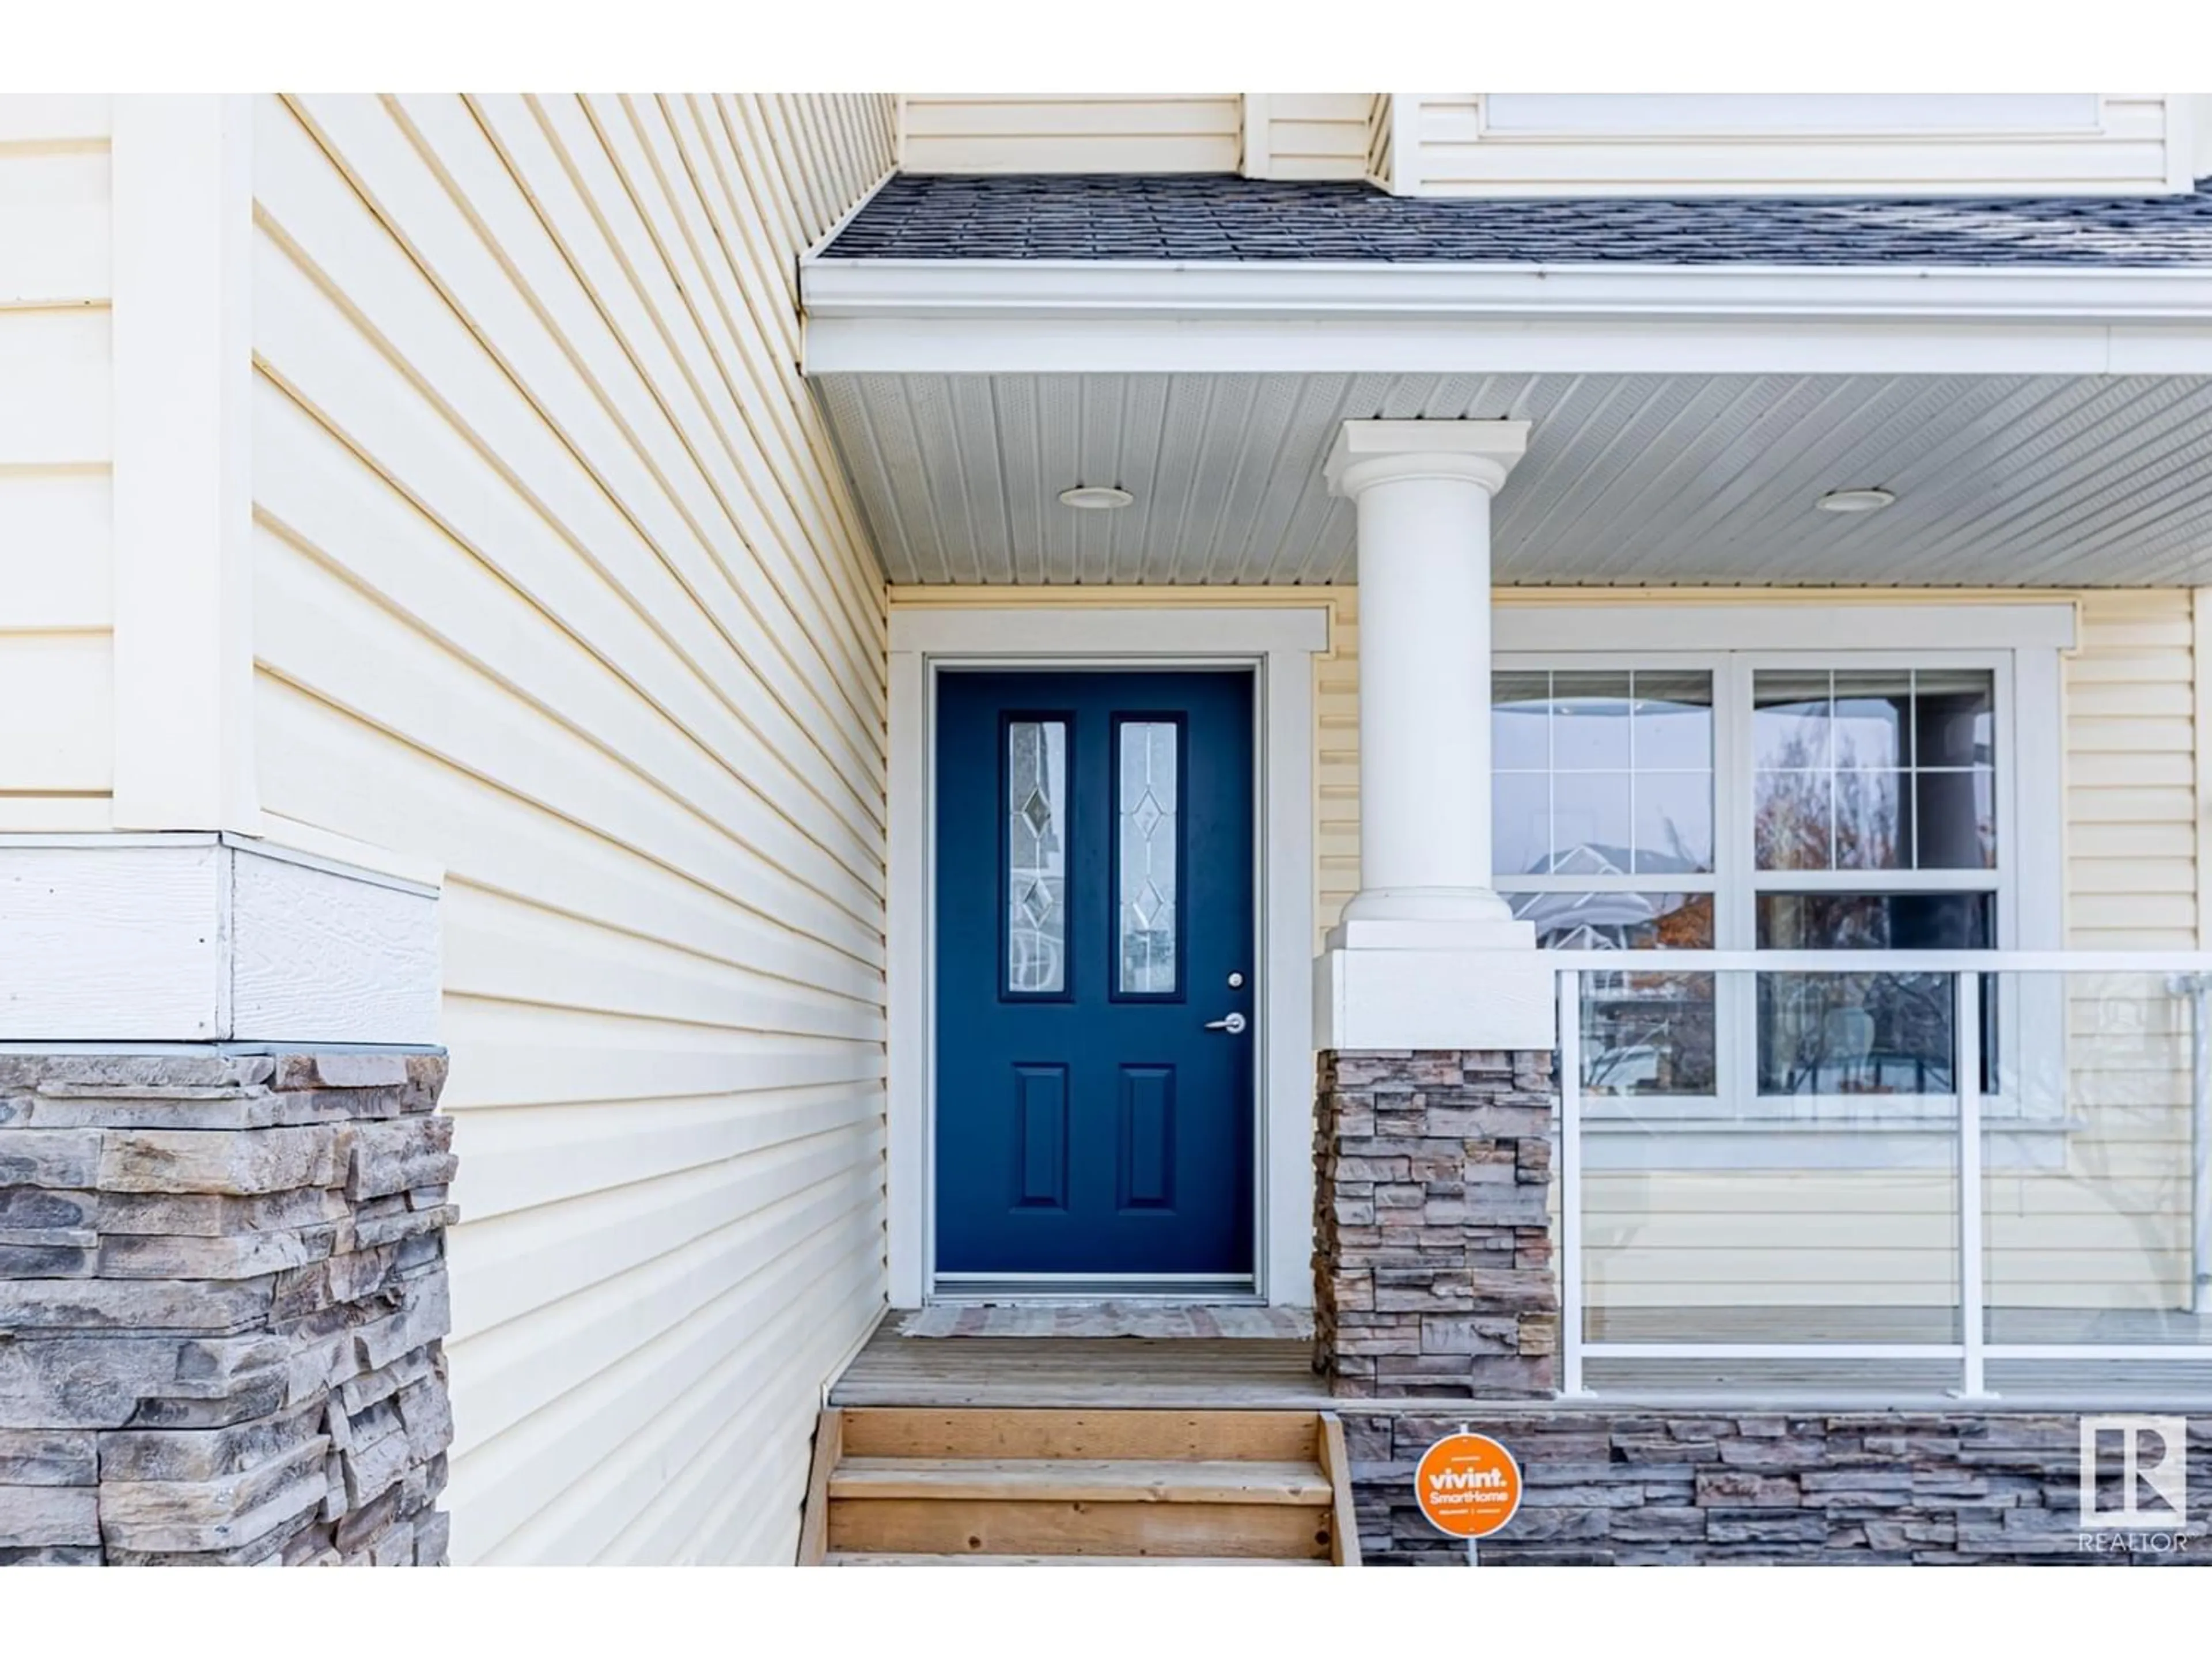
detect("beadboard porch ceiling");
top-left (812, 370), bottom-right (2212, 587)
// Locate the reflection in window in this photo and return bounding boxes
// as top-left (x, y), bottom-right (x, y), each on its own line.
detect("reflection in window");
top-left (1006, 719), bottom-right (1067, 994)
top-left (1493, 670), bottom-right (1714, 878)
top-left (1753, 668), bottom-right (1994, 872)
top-left (1512, 892), bottom-right (1715, 1099)
top-left (1116, 721), bottom-right (1179, 995)
top-left (1755, 893), bottom-right (1993, 1097)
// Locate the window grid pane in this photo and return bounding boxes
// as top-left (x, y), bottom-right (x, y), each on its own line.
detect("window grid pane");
top-left (1006, 719), bottom-right (1067, 995)
top-left (1116, 721), bottom-right (1179, 995)
top-left (1492, 668), bottom-right (1714, 882)
top-left (1751, 668), bottom-right (1996, 874)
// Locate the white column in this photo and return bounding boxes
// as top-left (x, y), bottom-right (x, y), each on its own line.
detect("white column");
top-left (1315, 419), bottom-right (1555, 1051)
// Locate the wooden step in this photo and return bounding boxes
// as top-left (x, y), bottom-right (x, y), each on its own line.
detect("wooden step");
top-left (839, 1407), bottom-right (1324, 1462)
top-left (798, 1406), bottom-right (1362, 1567)
top-left (826, 1552), bottom-right (1332, 1566)
top-left (830, 1457), bottom-right (1333, 1505)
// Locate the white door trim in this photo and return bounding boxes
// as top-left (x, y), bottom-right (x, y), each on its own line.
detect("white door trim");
top-left (887, 605), bottom-right (1330, 1309)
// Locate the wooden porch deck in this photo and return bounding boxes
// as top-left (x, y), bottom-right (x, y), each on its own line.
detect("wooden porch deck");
top-left (830, 1317), bottom-right (2212, 1409)
top-left (829, 1323), bottom-right (1331, 1409)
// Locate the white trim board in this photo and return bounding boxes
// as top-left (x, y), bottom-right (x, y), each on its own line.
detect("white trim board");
top-left (0, 833), bottom-right (440, 1044)
top-left (802, 260), bottom-right (2212, 377)
top-left (887, 605), bottom-right (1328, 1310)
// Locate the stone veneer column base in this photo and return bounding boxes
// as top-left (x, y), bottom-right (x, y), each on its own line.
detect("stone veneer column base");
top-left (1314, 1049), bottom-right (1558, 1399)
top-left (0, 1052), bottom-right (456, 1566)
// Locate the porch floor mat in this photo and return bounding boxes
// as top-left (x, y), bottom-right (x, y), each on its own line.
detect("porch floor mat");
top-left (896, 1302), bottom-right (1315, 1339)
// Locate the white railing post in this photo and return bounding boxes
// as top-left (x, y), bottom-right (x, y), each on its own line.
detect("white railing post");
top-left (2187, 975), bottom-right (2211, 1317)
top-left (1953, 969), bottom-right (1992, 1400)
top-left (1556, 968), bottom-right (1592, 1397)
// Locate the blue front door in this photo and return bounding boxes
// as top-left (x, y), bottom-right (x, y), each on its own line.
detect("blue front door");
top-left (935, 670), bottom-right (1256, 1281)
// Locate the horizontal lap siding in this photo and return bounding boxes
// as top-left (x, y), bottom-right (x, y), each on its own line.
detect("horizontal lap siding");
top-left (2067, 592), bottom-right (2199, 948)
top-left (0, 97), bottom-right (113, 828)
top-left (1262, 95), bottom-right (1376, 181)
top-left (249, 92), bottom-right (895, 1565)
top-left (1411, 94), bottom-right (2179, 196)
top-left (900, 94), bottom-right (1241, 174)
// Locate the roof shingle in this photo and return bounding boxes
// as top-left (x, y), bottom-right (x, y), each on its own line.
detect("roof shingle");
top-left (823, 172), bottom-right (2212, 267)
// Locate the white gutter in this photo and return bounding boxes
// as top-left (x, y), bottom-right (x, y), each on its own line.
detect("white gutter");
top-left (801, 256), bottom-right (2212, 377)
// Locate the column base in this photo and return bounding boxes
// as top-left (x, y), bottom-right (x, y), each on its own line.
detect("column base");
top-left (1313, 1049), bottom-right (1559, 1401)
top-left (0, 1051), bottom-right (456, 1566)
top-left (1313, 927), bottom-right (1554, 1052)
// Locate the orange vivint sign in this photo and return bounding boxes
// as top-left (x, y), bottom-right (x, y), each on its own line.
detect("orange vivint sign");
top-left (1414, 1433), bottom-right (1523, 1539)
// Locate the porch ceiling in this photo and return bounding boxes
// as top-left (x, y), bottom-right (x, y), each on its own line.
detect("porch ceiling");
top-left (815, 370), bottom-right (2212, 588)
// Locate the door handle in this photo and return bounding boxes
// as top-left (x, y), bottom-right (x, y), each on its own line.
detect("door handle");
top-left (1204, 1012), bottom-right (1248, 1035)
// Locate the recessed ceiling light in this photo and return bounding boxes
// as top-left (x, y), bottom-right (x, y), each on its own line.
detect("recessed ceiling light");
top-left (1058, 485), bottom-right (1133, 511)
top-left (1816, 487), bottom-right (1896, 514)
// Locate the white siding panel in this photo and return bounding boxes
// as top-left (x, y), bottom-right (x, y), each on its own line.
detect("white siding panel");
top-left (249, 93), bottom-right (895, 1566)
top-left (1408, 93), bottom-right (2184, 197)
top-left (902, 94), bottom-right (1241, 174)
top-left (0, 101), bottom-right (112, 828)
top-left (1260, 95), bottom-right (1376, 182)
top-left (0, 149), bottom-right (109, 302)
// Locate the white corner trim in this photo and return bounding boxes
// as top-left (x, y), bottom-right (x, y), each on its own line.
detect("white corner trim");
top-left (1239, 94), bottom-right (1271, 179)
top-left (0, 834), bottom-right (440, 1046)
top-left (109, 94), bottom-right (259, 835)
top-left (887, 603), bottom-right (1330, 1310)
top-left (1389, 95), bottom-right (1423, 194)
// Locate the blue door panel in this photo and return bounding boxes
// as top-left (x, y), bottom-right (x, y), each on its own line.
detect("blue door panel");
top-left (935, 671), bottom-right (1255, 1277)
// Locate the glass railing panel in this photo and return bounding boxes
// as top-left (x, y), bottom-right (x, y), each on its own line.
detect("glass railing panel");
top-left (1577, 968), bottom-right (1963, 1349)
top-left (1983, 971), bottom-right (2209, 1348)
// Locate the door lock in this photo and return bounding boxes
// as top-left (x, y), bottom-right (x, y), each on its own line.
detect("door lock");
top-left (1204, 1012), bottom-right (1248, 1035)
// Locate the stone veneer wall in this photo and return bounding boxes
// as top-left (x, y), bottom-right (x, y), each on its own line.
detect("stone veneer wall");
top-left (1314, 1050), bottom-right (1557, 1397)
top-left (1342, 1409), bottom-right (2212, 1565)
top-left (0, 1052), bottom-right (456, 1566)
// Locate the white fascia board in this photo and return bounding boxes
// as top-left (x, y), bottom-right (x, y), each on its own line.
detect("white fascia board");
top-left (801, 257), bottom-right (2212, 376)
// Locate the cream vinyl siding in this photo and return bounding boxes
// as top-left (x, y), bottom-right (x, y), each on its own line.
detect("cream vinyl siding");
top-left (0, 96), bottom-right (113, 828)
top-left (2067, 591), bottom-right (2199, 948)
top-left (1403, 93), bottom-right (2186, 197)
top-left (1247, 96), bottom-right (1379, 182)
top-left (1365, 95), bottom-right (1394, 187)
top-left (249, 93), bottom-right (894, 1566)
top-left (900, 94), bottom-right (1241, 174)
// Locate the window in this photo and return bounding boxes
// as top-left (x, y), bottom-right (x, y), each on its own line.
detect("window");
top-left (1495, 654), bottom-right (2011, 1118)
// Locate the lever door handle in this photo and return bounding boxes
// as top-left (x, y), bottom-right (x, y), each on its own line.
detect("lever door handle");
top-left (1204, 1012), bottom-right (1248, 1035)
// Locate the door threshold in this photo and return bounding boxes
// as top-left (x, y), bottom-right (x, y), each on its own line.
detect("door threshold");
top-left (928, 1275), bottom-right (1260, 1304)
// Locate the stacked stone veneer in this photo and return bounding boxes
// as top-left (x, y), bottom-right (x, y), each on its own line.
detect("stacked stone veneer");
top-left (0, 1052), bottom-right (456, 1566)
top-left (1343, 1410), bottom-right (2212, 1565)
top-left (1314, 1050), bottom-right (1557, 1397)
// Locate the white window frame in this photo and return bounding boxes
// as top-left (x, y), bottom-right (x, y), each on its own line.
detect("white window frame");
top-left (1490, 600), bottom-right (2073, 1165)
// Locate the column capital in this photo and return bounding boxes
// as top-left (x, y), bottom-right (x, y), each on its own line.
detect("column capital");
top-left (1324, 419), bottom-right (1531, 499)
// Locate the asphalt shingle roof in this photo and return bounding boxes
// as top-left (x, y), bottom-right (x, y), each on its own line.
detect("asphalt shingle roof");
top-left (823, 172), bottom-right (2212, 267)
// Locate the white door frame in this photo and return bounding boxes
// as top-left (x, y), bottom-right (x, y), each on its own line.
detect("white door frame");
top-left (887, 605), bottom-right (1331, 1308)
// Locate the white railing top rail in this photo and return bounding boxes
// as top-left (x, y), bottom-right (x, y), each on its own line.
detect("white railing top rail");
top-left (1539, 949), bottom-right (2212, 974)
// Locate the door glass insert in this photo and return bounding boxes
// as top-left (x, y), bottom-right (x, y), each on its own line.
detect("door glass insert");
top-left (1006, 718), bottom-right (1067, 995)
top-left (1116, 719), bottom-right (1180, 995)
